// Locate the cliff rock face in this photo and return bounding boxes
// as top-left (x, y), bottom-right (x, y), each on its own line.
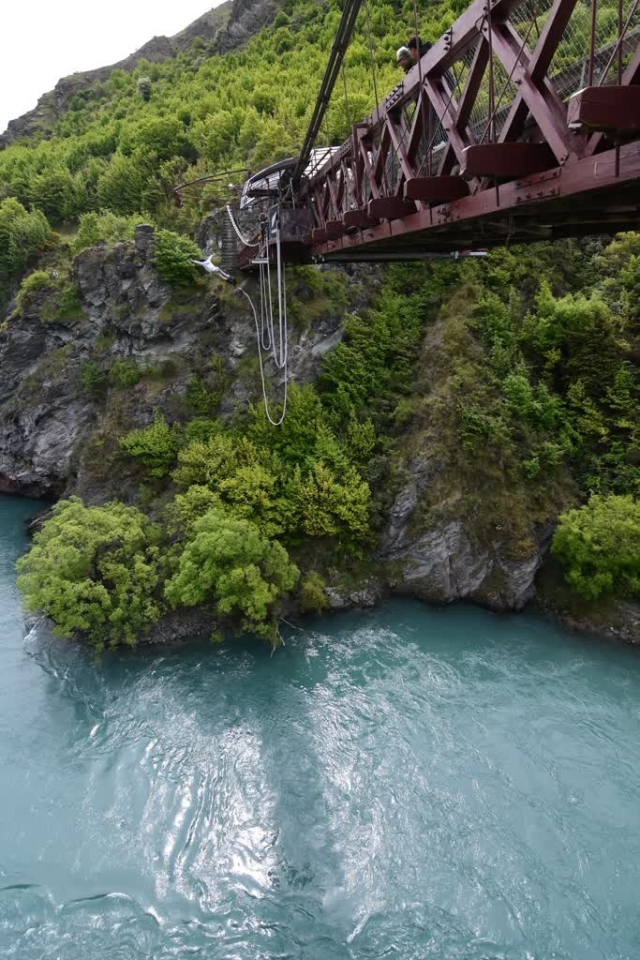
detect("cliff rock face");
top-left (0, 226), bottom-right (345, 501)
top-left (380, 455), bottom-right (544, 611)
top-left (2, 231), bottom-right (637, 638)
top-left (0, 226), bottom-right (556, 614)
top-left (0, 225), bottom-right (547, 614)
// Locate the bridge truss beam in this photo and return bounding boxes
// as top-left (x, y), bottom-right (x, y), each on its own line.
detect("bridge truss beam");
top-left (299, 0), bottom-right (640, 260)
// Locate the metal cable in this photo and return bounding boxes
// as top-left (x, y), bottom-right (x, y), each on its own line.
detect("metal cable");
top-left (364, 0), bottom-right (380, 109)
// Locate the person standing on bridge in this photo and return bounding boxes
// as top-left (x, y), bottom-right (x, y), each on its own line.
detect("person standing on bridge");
top-left (409, 34), bottom-right (454, 88)
top-left (396, 46), bottom-right (413, 74)
top-left (408, 35), bottom-right (432, 61)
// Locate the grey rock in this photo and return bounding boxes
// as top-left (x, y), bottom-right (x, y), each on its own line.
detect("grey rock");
top-left (134, 225), bottom-right (156, 265)
top-left (380, 456), bottom-right (542, 612)
top-left (326, 581), bottom-right (383, 611)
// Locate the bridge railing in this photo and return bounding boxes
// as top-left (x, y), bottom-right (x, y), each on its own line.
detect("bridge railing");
top-left (304, 0), bottom-right (640, 240)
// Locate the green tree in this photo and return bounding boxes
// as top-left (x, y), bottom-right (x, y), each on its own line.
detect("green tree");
top-left (153, 229), bottom-right (202, 286)
top-left (165, 507), bottom-right (299, 643)
top-left (120, 414), bottom-right (182, 478)
top-left (16, 498), bottom-right (164, 649)
top-left (552, 494), bottom-right (640, 599)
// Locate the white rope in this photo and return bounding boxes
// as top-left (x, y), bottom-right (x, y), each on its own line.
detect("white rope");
top-left (225, 204), bottom-right (261, 248)
top-left (233, 205), bottom-right (289, 426)
top-left (258, 256), bottom-right (271, 351)
top-left (236, 284), bottom-right (288, 427)
top-left (262, 219), bottom-right (287, 371)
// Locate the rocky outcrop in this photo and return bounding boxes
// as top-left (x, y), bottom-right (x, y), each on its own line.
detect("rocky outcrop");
top-left (555, 600), bottom-right (640, 645)
top-left (215, 0), bottom-right (279, 53)
top-left (0, 226), bottom-right (347, 500)
top-left (379, 455), bottom-right (545, 611)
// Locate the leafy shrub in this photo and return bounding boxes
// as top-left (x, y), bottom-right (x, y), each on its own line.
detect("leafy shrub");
top-left (16, 497), bottom-right (163, 649)
top-left (289, 462), bottom-right (371, 543)
top-left (173, 433), bottom-right (242, 488)
top-left (96, 154), bottom-right (154, 214)
top-left (81, 362), bottom-right (107, 399)
top-left (298, 571), bottom-right (330, 612)
top-left (552, 495), bottom-right (640, 599)
top-left (165, 507), bottom-right (299, 644)
top-left (153, 229), bottom-right (201, 286)
top-left (120, 414), bottom-right (182, 478)
top-left (109, 358), bottom-right (144, 387)
top-left (187, 375), bottom-right (218, 414)
top-left (15, 270), bottom-right (54, 314)
top-left (0, 199), bottom-right (51, 293)
top-left (321, 269), bottom-right (428, 428)
top-left (28, 166), bottom-right (86, 225)
top-left (57, 283), bottom-right (84, 319)
top-left (72, 211), bottom-right (144, 253)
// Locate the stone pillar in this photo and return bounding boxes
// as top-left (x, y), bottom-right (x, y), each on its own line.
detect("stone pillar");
top-left (134, 224), bottom-right (156, 265)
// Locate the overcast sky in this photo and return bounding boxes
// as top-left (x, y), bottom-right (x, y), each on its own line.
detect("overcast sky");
top-left (1, 1), bottom-right (226, 133)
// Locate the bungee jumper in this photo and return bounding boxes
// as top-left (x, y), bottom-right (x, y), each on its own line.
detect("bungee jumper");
top-left (191, 256), bottom-right (237, 285)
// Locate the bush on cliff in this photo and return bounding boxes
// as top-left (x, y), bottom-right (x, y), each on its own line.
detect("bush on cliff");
top-left (15, 270), bottom-right (55, 314)
top-left (552, 494), bottom-right (640, 600)
top-left (16, 498), bottom-right (164, 650)
top-left (153, 229), bottom-right (202, 286)
top-left (72, 210), bottom-right (146, 254)
top-left (120, 414), bottom-right (182, 478)
top-left (0, 199), bottom-right (51, 295)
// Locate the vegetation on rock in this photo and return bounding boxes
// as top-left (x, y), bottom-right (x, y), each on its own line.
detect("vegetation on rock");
top-left (3, 0), bottom-right (639, 645)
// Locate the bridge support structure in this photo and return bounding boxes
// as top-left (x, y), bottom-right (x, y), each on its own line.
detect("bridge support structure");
top-left (294, 0), bottom-right (640, 260)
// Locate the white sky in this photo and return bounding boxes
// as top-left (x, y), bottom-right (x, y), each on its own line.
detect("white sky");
top-left (0, 1), bottom-right (226, 134)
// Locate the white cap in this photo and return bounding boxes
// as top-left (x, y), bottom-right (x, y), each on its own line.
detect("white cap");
top-left (396, 46), bottom-right (411, 62)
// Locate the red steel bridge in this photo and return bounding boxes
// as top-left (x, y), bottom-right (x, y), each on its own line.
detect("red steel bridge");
top-left (219, 0), bottom-right (640, 266)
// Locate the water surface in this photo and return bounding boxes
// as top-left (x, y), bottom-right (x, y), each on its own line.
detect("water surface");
top-left (1, 495), bottom-right (639, 959)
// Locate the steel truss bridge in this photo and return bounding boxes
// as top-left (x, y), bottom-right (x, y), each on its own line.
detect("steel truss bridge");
top-left (228, 0), bottom-right (640, 267)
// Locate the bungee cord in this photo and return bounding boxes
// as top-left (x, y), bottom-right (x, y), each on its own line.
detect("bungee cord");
top-left (225, 204), bottom-right (261, 248)
top-left (234, 206), bottom-right (289, 426)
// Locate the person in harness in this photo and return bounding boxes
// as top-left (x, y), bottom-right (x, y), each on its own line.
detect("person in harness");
top-left (192, 255), bottom-right (236, 285)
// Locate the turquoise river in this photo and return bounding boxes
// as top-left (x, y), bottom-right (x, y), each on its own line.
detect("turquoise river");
top-left (1, 495), bottom-right (639, 959)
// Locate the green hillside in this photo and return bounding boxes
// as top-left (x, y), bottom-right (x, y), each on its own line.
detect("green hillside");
top-left (0, 0), bottom-right (466, 241)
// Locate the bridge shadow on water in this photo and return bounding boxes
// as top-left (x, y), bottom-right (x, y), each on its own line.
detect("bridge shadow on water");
top-left (23, 620), bottom-right (356, 957)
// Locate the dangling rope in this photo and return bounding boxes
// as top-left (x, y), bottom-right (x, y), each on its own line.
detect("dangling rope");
top-left (225, 205), bottom-right (261, 248)
top-left (411, 0), bottom-right (432, 178)
top-left (364, 0), bottom-right (380, 109)
top-left (237, 207), bottom-right (288, 426)
top-left (237, 285), bottom-right (288, 427)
